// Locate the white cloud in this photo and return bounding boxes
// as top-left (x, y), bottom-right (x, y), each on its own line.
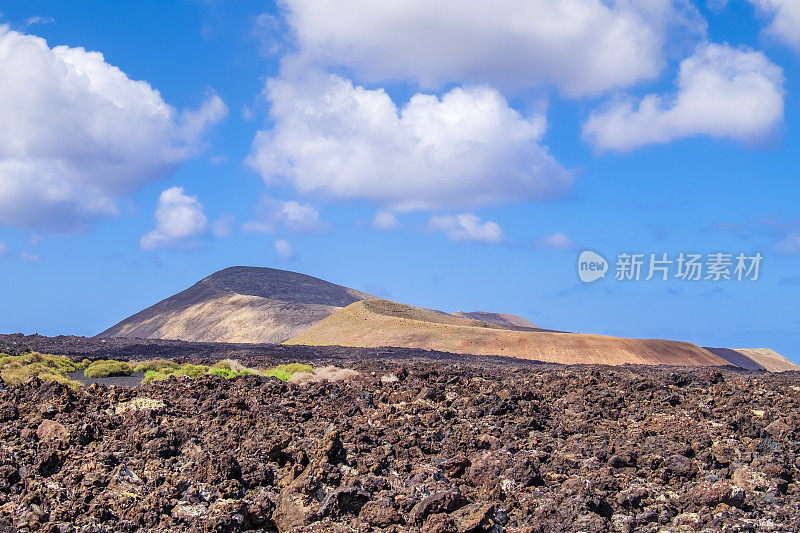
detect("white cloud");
top-left (211, 215), bottom-right (235, 237)
top-left (19, 252), bottom-right (39, 262)
top-left (248, 71), bottom-right (572, 211)
top-left (139, 187), bottom-right (208, 250)
top-left (281, 0), bottom-right (705, 97)
top-left (23, 16), bottom-right (54, 28)
top-left (373, 211), bottom-right (399, 231)
top-left (253, 13), bottom-right (285, 57)
top-left (0, 242), bottom-right (7, 255)
top-left (279, 200), bottom-right (328, 233)
top-left (274, 239), bottom-right (296, 260)
top-left (582, 43), bottom-right (784, 152)
top-left (0, 27), bottom-right (227, 232)
top-left (242, 196), bottom-right (329, 234)
top-left (749, 0), bottom-right (800, 53)
top-left (427, 214), bottom-right (503, 243)
top-left (532, 232), bottom-right (578, 250)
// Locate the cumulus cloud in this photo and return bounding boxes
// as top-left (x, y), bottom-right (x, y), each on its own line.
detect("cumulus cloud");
top-left (0, 27), bottom-right (227, 232)
top-left (531, 232), bottom-right (578, 250)
top-left (248, 71), bottom-right (572, 211)
top-left (274, 239), bottom-right (296, 260)
top-left (582, 43), bottom-right (784, 152)
top-left (427, 214), bottom-right (503, 243)
top-left (373, 211), bottom-right (399, 231)
top-left (749, 0), bottom-right (800, 53)
top-left (139, 187), bottom-right (208, 250)
top-left (281, 0), bottom-right (704, 97)
top-left (242, 196), bottom-right (329, 234)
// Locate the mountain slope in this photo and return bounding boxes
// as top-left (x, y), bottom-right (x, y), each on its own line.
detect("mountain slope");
top-left (452, 311), bottom-right (539, 329)
top-left (705, 347), bottom-right (800, 372)
top-left (97, 266), bottom-right (375, 343)
top-left (286, 300), bottom-right (728, 366)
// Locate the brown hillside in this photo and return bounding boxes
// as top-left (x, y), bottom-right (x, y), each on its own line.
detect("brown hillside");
top-left (286, 300), bottom-right (727, 366)
top-left (452, 311), bottom-right (539, 329)
top-left (706, 347), bottom-right (800, 372)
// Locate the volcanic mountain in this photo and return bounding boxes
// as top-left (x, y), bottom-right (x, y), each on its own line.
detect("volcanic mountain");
top-left (97, 266), bottom-right (376, 343)
top-left (99, 266), bottom-right (797, 369)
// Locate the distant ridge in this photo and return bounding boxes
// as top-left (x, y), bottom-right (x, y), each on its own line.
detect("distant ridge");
top-left (97, 266), bottom-right (376, 343)
top-left (286, 299), bottom-right (728, 367)
top-left (452, 311), bottom-right (539, 329)
top-left (98, 266), bottom-right (793, 370)
top-left (705, 347), bottom-right (800, 372)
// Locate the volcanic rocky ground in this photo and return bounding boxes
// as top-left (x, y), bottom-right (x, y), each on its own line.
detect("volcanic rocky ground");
top-left (1, 335), bottom-right (799, 532)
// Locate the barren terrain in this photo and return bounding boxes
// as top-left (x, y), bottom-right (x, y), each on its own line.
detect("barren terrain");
top-left (0, 335), bottom-right (799, 531)
top-left (287, 300), bottom-right (729, 367)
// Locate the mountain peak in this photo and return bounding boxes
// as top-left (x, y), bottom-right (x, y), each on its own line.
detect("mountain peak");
top-left (97, 266), bottom-right (375, 343)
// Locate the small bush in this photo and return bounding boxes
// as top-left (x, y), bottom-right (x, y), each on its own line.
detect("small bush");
top-left (176, 363), bottom-right (208, 378)
top-left (263, 368), bottom-right (292, 381)
top-left (132, 359), bottom-right (179, 373)
top-left (142, 370), bottom-right (170, 384)
top-left (84, 360), bottom-right (132, 378)
top-left (141, 363), bottom-right (209, 384)
top-left (262, 363), bottom-right (314, 382)
top-left (209, 367), bottom-right (238, 378)
top-left (0, 352), bottom-right (81, 388)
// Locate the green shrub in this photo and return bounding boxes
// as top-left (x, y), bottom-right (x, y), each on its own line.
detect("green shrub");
top-left (141, 363), bottom-right (209, 384)
top-left (142, 370), bottom-right (169, 384)
top-left (209, 367), bottom-right (238, 378)
top-left (263, 368), bottom-right (292, 381)
top-left (132, 359), bottom-right (179, 373)
top-left (262, 363), bottom-right (314, 382)
top-left (84, 360), bottom-right (132, 378)
top-left (176, 363), bottom-right (208, 378)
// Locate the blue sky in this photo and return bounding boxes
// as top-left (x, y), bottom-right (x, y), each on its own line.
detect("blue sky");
top-left (0, 1), bottom-right (798, 362)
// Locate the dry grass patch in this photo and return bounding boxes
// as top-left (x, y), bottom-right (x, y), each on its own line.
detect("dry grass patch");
top-left (84, 360), bottom-right (132, 378)
top-left (0, 352), bottom-right (82, 389)
top-left (289, 366), bottom-right (359, 385)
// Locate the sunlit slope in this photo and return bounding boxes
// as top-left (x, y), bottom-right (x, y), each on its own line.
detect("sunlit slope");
top-left (286, 300), bottom-right (727, 366)
top-left (706, 347), bottom-right (800, 372)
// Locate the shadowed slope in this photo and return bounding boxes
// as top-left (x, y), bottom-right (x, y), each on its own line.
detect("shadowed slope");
top-left (97, 267), bottom-right (375, 343)
top-left (706, 347), bottom-right (799, 372)
top-left (286, 300), bottom-right (727, 366)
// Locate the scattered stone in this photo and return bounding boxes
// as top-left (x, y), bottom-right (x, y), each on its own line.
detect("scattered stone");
top-left (36, 419), bottom-right (68, 441)
top-left (0, 353), bottom-right (798, 531)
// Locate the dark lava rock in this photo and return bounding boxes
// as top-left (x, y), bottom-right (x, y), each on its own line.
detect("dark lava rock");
top-left (0, 339), bottom-right (798, 531)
